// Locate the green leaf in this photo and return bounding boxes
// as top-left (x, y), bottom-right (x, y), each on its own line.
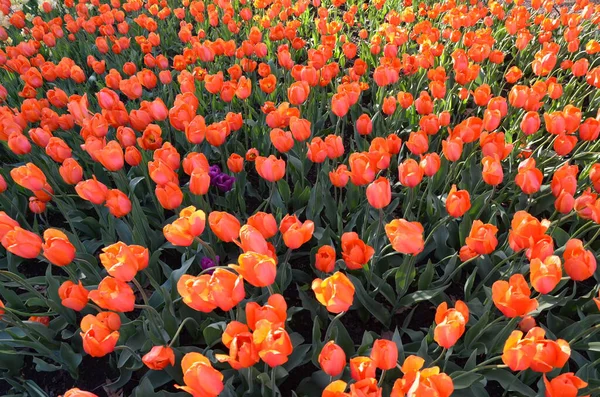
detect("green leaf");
top-left (484, 369), bottom-right (536, 396)
top-left (418, 260), bottom-right (435, 290)
top-left (397, 285), bottom-right (448, 306)
top-left (348, 275), bottom-right (391, 327)
top-left (451, 371), bottom-right (484, 390)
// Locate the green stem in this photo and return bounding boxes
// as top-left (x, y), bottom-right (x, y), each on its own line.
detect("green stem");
top-left (168, 317), bottom-right (196, 348)
top-left (324, 311), bottom-right (346, 341)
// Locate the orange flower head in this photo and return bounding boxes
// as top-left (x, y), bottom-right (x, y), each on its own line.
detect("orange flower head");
top-left (75, 176), bottom-right (108, 205)
top-left (434, 300), bottom-right (469, 349)
top-left (42, 228), bottom-right (75, 266)
top-left (247, 212), bottom-right (278, 239)
top-left (279, 214), bottom-right (314, 249)
top-left (366, 177), bottom-right (391, 209)
top-left (255, 155), bottom-right (286, 182)
top-left (88, 276), bottom-right (135, 312)
top-left (209, 211), bottom-right (241, 242)
top-left (492, 274), bottom-right (538, 318)
top-left (563, 238), bottom-right (597, 281)
top-left (446, 185), bottom-right (471, 217)
top-left (246, 293), bottom-right (287, 331)
top-left (349, 356), bottom-right (376, 381)
top-left (231, 252), bottom-right (277, 287)
top-left (99, 241), bottom-right (149, 282)
top-left (315, 245), bottom-right (336, 273)
top-left (385, 219), bottom-right (425, 255)
top-left (142, 346), bottom-right (175, 370)
top-left (58, 280), bottom-right (89, 311)
top-left (341, 232), bottom-right (374, 270)
top-left (319, 341), bottom-right (346, 377)
top-left (543, 373), bottom-right (587, 397)
top-left (1, 227), bottom-right (42, 259)
top-left (312, 271), bottom-right (355, 314)
top-left (10, 163), bottom-right (47, 192)
top-left (253, 319), bottom-right (293, 367)
top-left (530, 255), bottom-right (562, 294)
top-left (175, 353), bottom-right (224, 397)
top-left (465, 220), bottom-right (498, 255)
top-left (371, 339), bottom-right (398, 370)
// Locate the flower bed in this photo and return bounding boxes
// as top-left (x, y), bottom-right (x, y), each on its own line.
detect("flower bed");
top-left (1, 0), bottom-right (600, 395)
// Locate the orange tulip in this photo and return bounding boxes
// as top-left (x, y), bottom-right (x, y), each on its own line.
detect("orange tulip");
top-left (58, 281), bottom-right (89, 311)
top-left (371, 339), bottom-right (398, 370)
top-left (398, 158), bottom-right (424, 188)
top-left (255, 155), bottom-right (286, 182)
top-left (349, 378), bottom-right (381, 397)
top-left (105, 189), bottom-right (132, 218)
top-left (551, 163), bottom-right (578, 197)
top-left (142, 346), bottom-right (175, 370)
top-left (366, 177), bottom-right (391, 209)
top-left (216, 328), bottom-right (259, 369)
top-left (209, 212), bottom-right (241, 243)
top-left (75, 177), bottom-right (108, 205)
top-left (465, 220), bottom-right (498, 255)
top-left (1, 227), bottom-right (42, 259)
top-left (349, 356), bottom-right (376, 381)
top-left (95, 140), bottom-right (124, 171)
top-left (99, 241), bottom-right (149, 282)
top-left (231, 252), bottom-right (277, 287)
top-left (207, 268), bottom-right (245, 311)
top-left (434, 300), bottom-right (469, 349)
top-left (530, 255), bottom-right (562, 294)
top-left (246, 293), bottom-right (287, 331)
top-left (177, 274), bottom-right (217, 312)
top-left (227, 153), bottom-right (244, 173)
top-left (80, 312), bottom-right (120, 358)
top-left (175, 353), bottom-right (224, 397)
top-left (155, 182), bottom-right (183, 210)
top-left (88, 276), bottom-right (135, 312)
top-left (492, 274), bottom-right (538, 318)
top-left (253, 319), bottom-right (293, 367)
top-left (502, 327), bottom-right (570, 373)
top-left (315, 245), bottom-right (336, 273)
top-left (341, 232), bottom-right (374, 270)
top-left (508, 211), bottom-right (550, 253)
top-left (10, 162), bottom-right (47, 192)
top-left (247, 212), bottom-right (278, 239)
top-left (323, 380), bottom-right (349, 397)
top-left (563, 238), bottom-right (597, 281)
top-left (385, 219), bottom-right (424, 255)
top-left (42, 228), bottom-right (75, 266)
top-left (481, 155), bottom-right (504, 186)
top-left (59, 158), bottom-right (83, 185)
top-left (280, 214), bottom-right (314, 249)
top-left (391, 355), bottom-right (454, 397)
top-left (61, 388), bottom-right (99, 397)
top-left (312, 271), bottom-right (355, 313)
top-left (442, 136), bottom-right (463, 162)
top-left (270, 128), bottom-right (294, 153)
top-left (348, 153), bottom-right (377, 186)
top-left (446, 185), bottom-right (471, 218)
top-left (0, 212), bottom-right (18, 240)
top-left (319, 341), bottom-right (346, 377)
top-left (544, 373), bottom-right (588, 397)
top-left (516, 158), bottom-right (543, 194)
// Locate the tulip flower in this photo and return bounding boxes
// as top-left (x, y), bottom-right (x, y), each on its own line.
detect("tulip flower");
top-left (515, 158), bottom-right (543, 194)
top-left (466, 220), bottom-right (498, 255)
top-left (88, 276), bottom-right (135, 312)
top-left (434, 300), bottom-right (469, 349)
top-left (62, 388), bottom-right (99, 397)
top-left (563, 239), bottom-right (597, 281)
top-left (209, 211), bottom-right (241, 243)
top-left (312, 271), bottom-right (355, 313)
top-left (446, 185), bottom-right (471, 217)
top-left (530, 255), bottom-right (562, 294)
top-left (246, 294), bottom-right (287, 331)
top-left (366, 177), bottom-right (391, 209)
top-left (544, 373), bottom-right (588, 397)
top-left (253, 319), bottom-right (293, 367)
top-left (315, 245), bottom-right (336, 273)
top-left (398, 158), bottom-right (424, 188)
top-left (231, 252), bottom-right (277, 288)
top-left (370, 339), bottom-right (398, 370)
top-left (58, 281), bottom-right (89, 311)
top-left (319, 341), bottom-right (346, 377)
top-left (216, 329), bottom-right (259, 369)
top-left (80, 313), bottom-right (120, 358)
top-left (99, 242), bottom-right (149, 282)
top-left (492, 274), bottom-right (538, 318)
top-left (142, 346), bottom-right (175, 370)
top-left (175, 353), bottom-right (224, 397)
top-left (385, 219), bottom-right (425, 255)
top-left (255, 155), bottom-right (286, 182)
top-left (75, 176), bottom-right (109, 205)
top-left (1, 227), bottom-right (42, 259)
top-left (340, 232), bottom-right (374, 270)
top-left (280, 215), bottom-right (314, 249)
top-left (323, 380), bottom-right (348, 397)
top-left (350, 356), bottom-right (377, 381)
top-left (247, 212), bottom-right (278, 239)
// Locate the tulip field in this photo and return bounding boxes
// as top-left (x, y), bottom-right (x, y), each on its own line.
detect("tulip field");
top-left (2, 0), bottom-right (600, 394)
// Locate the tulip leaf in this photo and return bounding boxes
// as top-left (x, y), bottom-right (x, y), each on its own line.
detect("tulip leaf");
top-left (484, 369), bottom-right (536, 396)
top-left (451, 371), bottom-right (484, 389)
top-left (348, 275), bottom-right (391, 327)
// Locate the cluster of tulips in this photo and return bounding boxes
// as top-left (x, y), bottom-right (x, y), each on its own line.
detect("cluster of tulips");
top-left (1, 0), bottom-right (600, 394)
